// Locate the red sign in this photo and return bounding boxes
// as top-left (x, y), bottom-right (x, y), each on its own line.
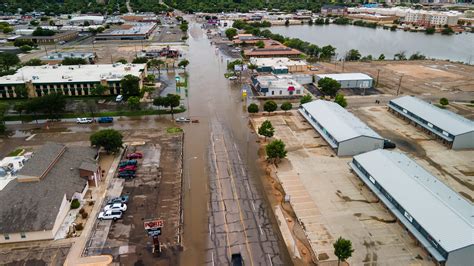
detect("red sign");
top-left (144, 219), bottom-right (164, 230)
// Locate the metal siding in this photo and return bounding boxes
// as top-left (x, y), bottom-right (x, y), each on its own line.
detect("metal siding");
top-left (338, 137), bottom-right (384, 156)
top-left (452, 132), bottom-right (474, 150)
top-left (446, 245), bottom-right (474, 266)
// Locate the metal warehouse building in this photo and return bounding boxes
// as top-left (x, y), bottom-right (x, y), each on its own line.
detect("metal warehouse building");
top-left (388, 96), bottom-right (474, 150)
top-left (299, 100), bottom-right (384, 156)
top-left (316, 73), bottom-right (373, 89)
top-left (350, 149), bottom-right (473, 266)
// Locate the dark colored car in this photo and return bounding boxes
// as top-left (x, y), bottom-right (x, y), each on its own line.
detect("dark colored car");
top-left (383, 139), bottom-right (396, 149)
top-left (98, 117), bottom-right (113, 123)
top-left (119, 160), bottom-right (137, 167)
top-left (126, 152), bottom-right (143, 159)
top-left (231, 253), bottom-right (243, 266)
top-left (119, 165), bottom-right (137, 172)
top-left (118, 172), bottom-right (136, 179)
top-left (107, 195), bottom-right (130, 205)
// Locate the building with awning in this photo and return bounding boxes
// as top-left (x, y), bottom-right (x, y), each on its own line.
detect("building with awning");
top-left (251, 75), bottom-right (304, 97)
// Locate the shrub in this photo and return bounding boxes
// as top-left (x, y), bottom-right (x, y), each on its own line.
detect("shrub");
top-left (79, 208), bottom-right (85, 214)
top-left (247, 103), bottom-right (259, 113)
top-left (81, 212), bottom-right (89, 219)
top-left (75, 223), bottom-right (84, 231)
top-left (88, 201), bottom-right (94, 206)
top-left (439, 98), bottom-right (449, 106)
top-left (70, 199), bottom-right (80, 209)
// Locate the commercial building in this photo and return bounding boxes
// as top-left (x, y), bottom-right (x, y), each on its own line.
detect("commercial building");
top-left (17, 31), bottom-right (78, 45)
top-left (244, 40), bottom-right (301, 58)
top-left (388, 96), bottom-right (474, 150)
top-left (251, 75), bottom-right (304, 97)
top-left (0, 63), bottom-right (147, 98)
top-left (95, 23), bottom-right (157, 40)
top-left (40, 51), bottom-right (97, 65)
top-left (250, 57), bottom-right (307, 73)
top-left (316, 73), bottom-right (373, 89)
top-left (404, 10), bottom-right (461, 26)
top-left (0, 143), bottom-right (100, 243)
top-left (350, 149), bottom-right (473, 265)
top-left (321, 5), bottom-right (348, 17)
top-left (232, 34), bottom-right (268, 45)
top-left (121, 13), bottom-right (159, 23)
top-left (68, 15), bottom-right (105, 26)
top-left (299, 100), bottom-right (384, 156)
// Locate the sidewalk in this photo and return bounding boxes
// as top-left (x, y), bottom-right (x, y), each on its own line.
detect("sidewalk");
top-left (64, 149), bottom-right (124, 266)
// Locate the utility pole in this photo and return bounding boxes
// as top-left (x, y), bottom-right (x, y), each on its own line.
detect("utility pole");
top-left (376, 69), bottom-right (380, 87)
top-left (342, 58), bottom-right (345, 72)
top-left (397, 74), bottom-right (404, 96)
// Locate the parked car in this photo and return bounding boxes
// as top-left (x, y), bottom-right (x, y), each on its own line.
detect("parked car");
top-left (104, 203), bottom-right (127, 212)
top-left (107, 195), bottom-right (129, 205)
top-left (383, 139), bottom-right (396, 149)
top-left (119, 160), bottom-right (137, 167)
top-left (119, 165), bottom-right (137, 172)
top-left (175, 117), bottom-right (191, 123)
top-left (98, 117), bottom-right (113, 123)
top-left (231, 253), bottom-right (243, 266)
top-left (118, 172), bottom-right (136, 179)
top-left (116, 95), bottom-right (123, 102)
top-left (76, 118), bottom-right (94, 124)
top-left (126, 152), bottom-right (143, 159)
top-left (98, 210), bottom-right (123, 221)
top-left (228, 76), bottom-right (238, 80)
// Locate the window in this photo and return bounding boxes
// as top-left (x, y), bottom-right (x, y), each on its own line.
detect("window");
top-left (404, 211), bottom-right (413, 223)
top-left (271, 91), bottom-right (274, 95)
top-left (4, 234), bottom-right (9, 240)
top-left (296, 90), bottom-right (301, 94)
top-left (369, 176), bottom-right (376, 184)
top-left (279, 90), bottom-right (282, 95)
top-left (20, 232), bottom-right (26, 239)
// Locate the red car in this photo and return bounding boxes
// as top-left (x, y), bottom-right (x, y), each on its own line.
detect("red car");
top-left (126, 152), bottom-right (143, 159)
top-left (119, 165), bottom-right (137, 172)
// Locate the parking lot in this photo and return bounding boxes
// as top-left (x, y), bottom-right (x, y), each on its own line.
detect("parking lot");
top-left (251, 111), bottom-right (434, 265)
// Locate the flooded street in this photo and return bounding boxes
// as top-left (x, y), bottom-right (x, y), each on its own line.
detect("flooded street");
top-left (179, 22), bottom-right (289, 265)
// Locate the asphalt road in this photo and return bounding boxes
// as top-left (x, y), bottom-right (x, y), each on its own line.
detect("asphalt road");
top-left (207, 121), bottom-right (283, 266)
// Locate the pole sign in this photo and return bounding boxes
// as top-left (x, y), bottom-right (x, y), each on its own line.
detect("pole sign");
top-left (144, 219), bottom-right (164, 237)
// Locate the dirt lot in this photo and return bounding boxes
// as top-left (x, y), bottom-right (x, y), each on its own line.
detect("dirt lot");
top-left (318, 60), bottom-right (474, 100)
top-left (353, 106), bottom-right (474, 202)
top-left (251, 111), bottom-right (435, 265)
top-left (99, 129), bottom-right (183, 265)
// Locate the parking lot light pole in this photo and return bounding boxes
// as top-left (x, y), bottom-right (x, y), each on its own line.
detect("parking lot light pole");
top-left (186, 156), bottom-right (198, 191)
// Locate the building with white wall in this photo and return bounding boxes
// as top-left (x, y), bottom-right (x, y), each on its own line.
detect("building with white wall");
top-left (388, 96), bottom-right (474, 150)
top-left (252, 75), bottom-right (304, 97)
top-left (299, 100), bottom-right (384, 156)
top-left (350, 149), bottom-right (473, 266)
top-left (250, 57), bottom-right (307, 73)
top-left (316, 73), bottom-right (373, 89)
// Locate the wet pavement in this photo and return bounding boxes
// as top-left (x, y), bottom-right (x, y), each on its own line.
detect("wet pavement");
top-left (179, 21), bottom-right (290, 265)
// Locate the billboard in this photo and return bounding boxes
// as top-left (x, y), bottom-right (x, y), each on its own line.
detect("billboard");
top-left (144, 219), bottom-right (164, 236)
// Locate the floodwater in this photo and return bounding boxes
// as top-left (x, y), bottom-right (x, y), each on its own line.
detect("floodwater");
top-left (271, 24), bottom-right (474, 64)
top-left (179, 22), bottom-right (289, 265)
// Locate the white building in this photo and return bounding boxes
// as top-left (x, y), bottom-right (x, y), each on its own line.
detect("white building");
top-left (68, 15), bottom-right (105, 26)
top-left (350, 149), bottom-right (474, 265)
top-left (252, 75), bottom-right (304, 97)
top-left (316, 73), bottom-right (373, 89)
top-left (250, 57), bottom-right (307, 73)
top-left (388, 96), bottom-right (474, 150)
top-left (299, 100), bottom-right (384, 156)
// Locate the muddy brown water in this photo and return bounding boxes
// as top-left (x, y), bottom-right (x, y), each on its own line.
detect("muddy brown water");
top-left (179, 22), bottom-right (290, 265)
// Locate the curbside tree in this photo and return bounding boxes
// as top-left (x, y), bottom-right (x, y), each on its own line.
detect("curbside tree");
top-left (258, 120), bottom-right (274, 141)
top-left (334, 237), bottom-right (354, 266)
top-left (90, 129), bottom-right (123, 153)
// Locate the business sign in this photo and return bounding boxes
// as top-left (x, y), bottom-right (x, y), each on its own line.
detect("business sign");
top-left (144, 219), bottom-right (164, 236)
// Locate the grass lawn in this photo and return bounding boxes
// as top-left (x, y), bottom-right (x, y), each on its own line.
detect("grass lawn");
top-left (7, 148), bottom-right (24, 156)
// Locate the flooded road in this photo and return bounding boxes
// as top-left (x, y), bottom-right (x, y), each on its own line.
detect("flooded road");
top-left (179, 23), bottom-right (289, 265)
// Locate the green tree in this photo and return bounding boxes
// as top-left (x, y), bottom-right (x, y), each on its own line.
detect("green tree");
top-left (300, 94), bottom-right (312, 105)
top-left (14, 102), bottom-right (27, 119)
top-left (394, 51), bottom-right (407, 60)
top-left (258, 120), bottom-right (274, 141)
top-left (425, 27), bottom-right (436, 34)
top-left (127, 96), bottom-right (141, 110)
top-left (334, 94), bottom-right (347, 108)
top-left (378, 54), bottom-right (385, 60)
top-left (179, 22), bottom-right (189, 32)
top-left (285, 19), bottom-right (290, 27)
top-left (345, 49), bottom-right (361, 61)
top-left (334, 237), bottom-right (354, 266)
top-left (409, 52), bottom-right (426, 60)
top-left (2, 27), bottom-right (13, 34)
top-left (263, 100), bottom-right (277, 114)
top-left (32, 27), bottom-right (55, 36)
top-left (280, 102), bottom-right (292, 113)
top-left (14, 85), bottom-right (29, 99)
top-left (120, 75), bottom-right (141, 96)
top-left (147, 59), bottom-right (165, 79)
top-left (30, 20), bottom-right (39, 26)
top-left (247, 103), bottom-right (259, 113)
top-left (227, 59), bottom-right (243, 71)
top-left (146, 74), bottom-right (156, 83)
top-left (0, 53), bottom-right (20, 72)
top-left (132, 57), bottom-right (148, 64)
top-left (225, 28), bottom-right (238, 40)
top-left (178, 59), bottom-right (189, 70)
top-left (153, 94), bottom-right (181, 119)
top-left (439, 97), bottom-right (449, 106)
top-left (20, 45), bottom-right (33, 53)
top-left (61, 57), bottom-right (87, 65)
top-left (320, 45), bottom-right (336, 60)
top-left (441, 26), bottom-right (454, 35)
top-left (256, 40), bottom-right (265, 48)
top-left (318, 77), bottom-right (341, 97)
top-left (83, 21), bottom-right (90, 27)
top-left (90, 129), bottom-right (123, 153)
top-left (25, 93), bottom-right (66, 119)
top-left (91, 84), bottom-right (108, 96)
top-left (24, 58), bottom-right (44, 66)
top-left (116, 58), bottom-right (128, 64)
top-left (265, 139), bottom-right (287, 165)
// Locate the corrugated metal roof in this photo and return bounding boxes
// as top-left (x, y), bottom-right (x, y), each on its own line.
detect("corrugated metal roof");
top-left (316, 73), bottom-right (372, 81)
top-left (301, 100), bottom-right (383, 142)
top-left (390, 96), bottom-right (474, 136)
top-left (353, 149), bottom-right (473, 252)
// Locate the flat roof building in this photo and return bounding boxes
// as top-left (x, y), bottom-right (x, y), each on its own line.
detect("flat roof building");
top-left (17, 31), bottom-right (78, 45)
top-left (0, 63), bottom-right (146, 98)
top-left (69, 15), bottom-right (105, 25)
top-left (244, 40), bottom-right (301, 58)
top-left (316, 73), bottom-right (373, 89)
top-left (299, 100), bottom-right (384, 156)
top-left (350, 149), bottom-right (473, 265)
top-left (95, 23), bottom-right (157, 40)
top-left (40, 51), bottom-right (97, 65)
top-left (252, 75), bottom-right (304, 97)
top-left (250, 57), bottom-right (307, 73)
top-left (388, 96), bottom-right (474, 150)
